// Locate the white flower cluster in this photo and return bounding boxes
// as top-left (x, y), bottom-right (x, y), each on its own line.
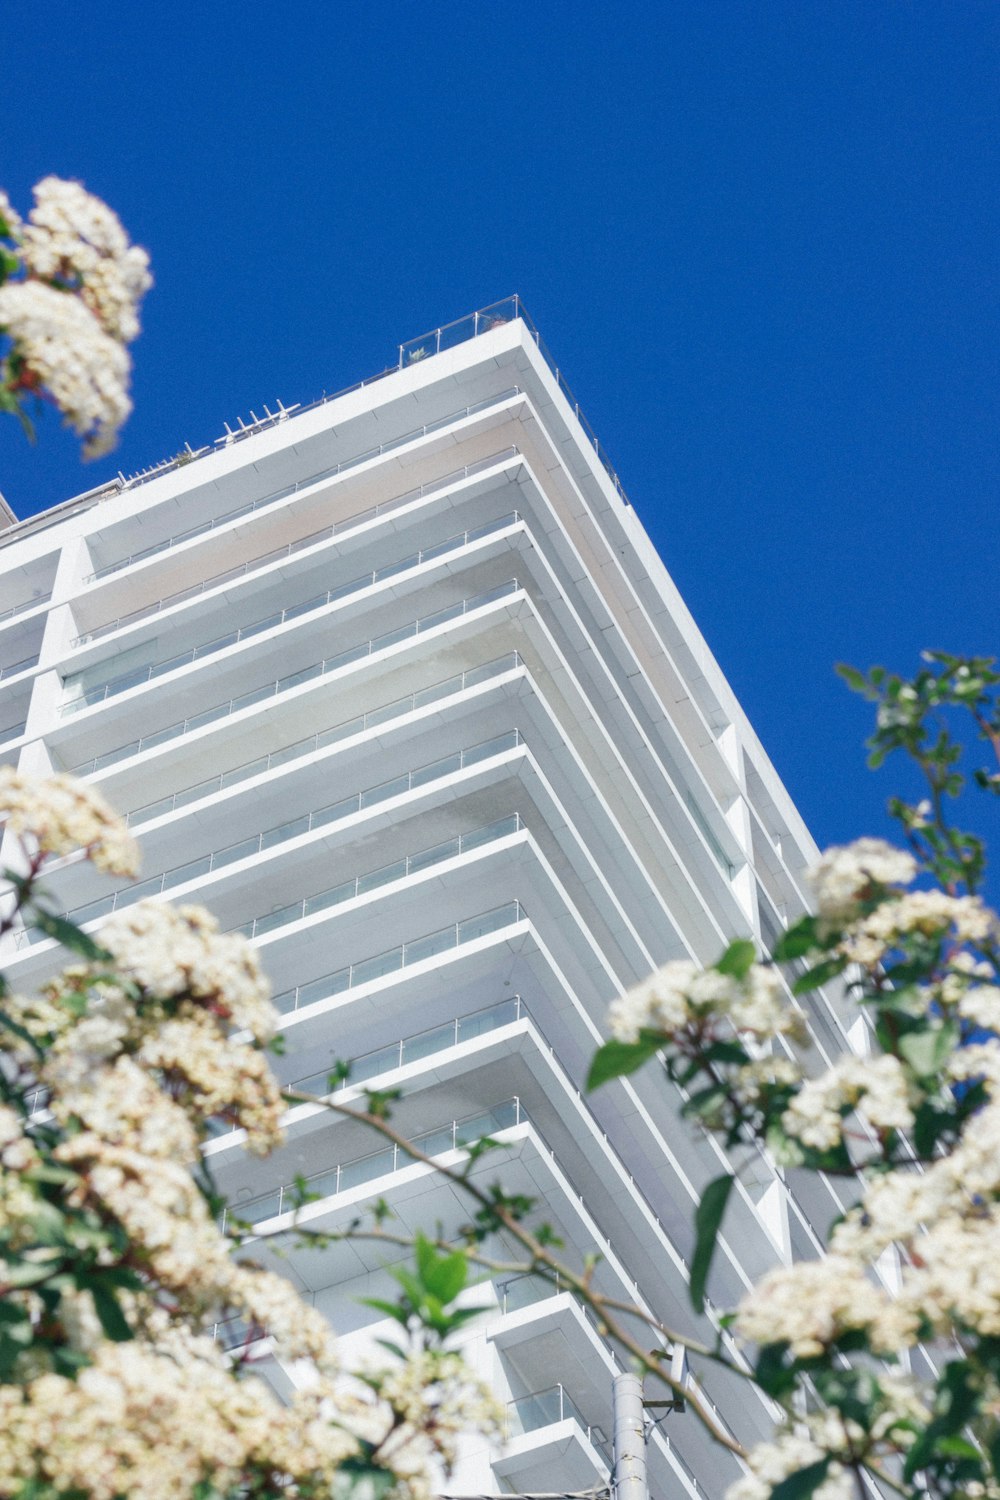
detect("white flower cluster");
top-left (738, 1029), bottom-right (1000, 1356)
top-left (781, 1054), bottom-right (915, 1153)
top-left (0, 278), bottom-right (132, 457)
top-left (809, 838), bottom-right (917, 924)
top-left (0, 777), bottom-right (499, 1499)
top-left (726, 1432), bottom-right (854, 1500)
top-left (726, 1377), bottom-right (930, 1500)
top-left (608, 958), bottom-right (798, 1044)
top-left (374, 1350), bottom-right (503, 1483)
top-left (0, 176), bottom-right (151, 457)
top-left (0, 1338), bottom-right (361, 1500)
top-left (99, 899), bottom-right (277, 1044)
top-left (838, 888), bottom-right (1000, 968)
top-left (0, 766), bottom-right (139, 875)
top-left (21, 177), bottom-right (152, 341)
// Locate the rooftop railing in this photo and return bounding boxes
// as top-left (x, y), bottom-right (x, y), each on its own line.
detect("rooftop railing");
top-left (268, 900), bottom-right (526, 1016)
top-left (85, 389), bottom-right (522, 583)
top-left (70, 578), bottom-right (522, 774)
top-left (62, 513), bottom-right (522, 716)
top-left (222, 1096), bottom-right (526, 1230)
top-left (399, 296), bottom-right (628, 506)
top-left (124, 652), bottom-right (523, 827)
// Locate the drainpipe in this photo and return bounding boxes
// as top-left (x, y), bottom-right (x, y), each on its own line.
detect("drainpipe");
top-left (612, 1372), bottom-right (649, 1500)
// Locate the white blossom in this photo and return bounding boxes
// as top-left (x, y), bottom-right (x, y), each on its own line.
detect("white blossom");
top-left (0, 279), bottom-right (132, 457)
top-left (21, 176), bottom-right (152, 341)
top-left (782, 1054), bottom-right (915, 1153)
top-left (808, 838), bottom-right (917, 924)
top-left (0, 766), bottom-right (139, 875)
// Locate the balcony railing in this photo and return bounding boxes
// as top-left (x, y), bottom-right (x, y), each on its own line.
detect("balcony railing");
top-left (269, 900), bottom-right (526, 1016)
top-left (73, 443), bottom-right (521, 645)
top-left (0, 591), bottom-right (52, 627)
top-left (222, 1096), bottom-right (526, 1230)
top-left (0, 720), bottom-right (26, 749)
top-left (45, 803), bottom-right (523, 941)
top-left (0, 649), bottom-right (40, 682)
top-left (62, 513), bottom-right (522, 716)
top-left (70, 579), bottom-right (522, 774)
top-left (35, 995), bottom-right (529, 1127)
top-left (124, 652), bottom-right (523, 827)
top-left (85, 389), bottom-right (522, 582)
top-left (505, 1383), bottom-right (610, 1466)
top-left (290, 994), bottom-right (525, 1098)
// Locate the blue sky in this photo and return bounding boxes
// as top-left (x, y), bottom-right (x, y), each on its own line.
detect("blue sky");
top-left (2, 1), bottom-right (997, 864)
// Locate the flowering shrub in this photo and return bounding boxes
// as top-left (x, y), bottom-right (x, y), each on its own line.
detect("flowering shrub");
top-left (0, 770), bottom-right (499, 1500)
top-left (0, 178), bottom-right (151, 457)
top-left (589, 651), bottom-right (1000, 1498)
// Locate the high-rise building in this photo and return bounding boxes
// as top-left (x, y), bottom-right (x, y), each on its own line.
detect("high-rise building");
top-left (0, 300), bottom-right (866, 1498)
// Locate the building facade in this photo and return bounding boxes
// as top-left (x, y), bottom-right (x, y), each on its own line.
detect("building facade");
top-left (0, 301), bottom-right (870, 1497)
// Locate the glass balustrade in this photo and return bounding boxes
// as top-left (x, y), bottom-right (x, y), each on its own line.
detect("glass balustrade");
top-left (399, 296), bottom-right (628, 506)
top-left (34, 995), bottom-right (528, 1127)
top-left (505, 1384), bottom-right (610, 1464)
top-left (289, 995), bottom-right (524, 1097)
top-left (123, 652), bottom-right (523, 826)
top-left (47, 802), bottom-right (523, 938)
top-left (0, 592), bottom-right (52, 626)
top-left (85, 391), bottom-right (522, 582)
top-left (63, 514), bottom-right (521, 717)
top-left (222, 1097), bottom-right (525, 1229)
top-left (0, 649), bottom-right (40, 681)
top-left (0, 721), bottom-right (27, 748)
top-left (74, 445), bottom-right (521, 645)
top-left (70, 579), bottom-right (521, 773)
top-left (268, 901), bottom-right (526, 1016)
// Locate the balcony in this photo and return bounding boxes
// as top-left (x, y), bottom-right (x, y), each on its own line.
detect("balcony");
top-left (497, 1384), bottom-right (610, 1490)
top-left (73, 440), bottom-right (521, 645)
top-left (268, 899), bottom-right (526, 1017)
top-left (123, 653), bottom-right (522, 826)
top-left (69, 579), bottom-right (522, 771)
top-left (36, 757), bottom-right (524, 937)
top-left (222, 1096), bottom-right (526, 1231)
top-left (85, 391), bottom-right (523, 583)
top-left (62, 514), bottom-right (522, 718)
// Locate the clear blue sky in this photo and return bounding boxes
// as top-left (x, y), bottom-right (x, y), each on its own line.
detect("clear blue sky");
top-left (2, 1), bottom-right (997, 864)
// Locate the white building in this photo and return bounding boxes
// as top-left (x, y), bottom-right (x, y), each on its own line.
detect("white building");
top-left (0, 300), bottom-right (870, 1498)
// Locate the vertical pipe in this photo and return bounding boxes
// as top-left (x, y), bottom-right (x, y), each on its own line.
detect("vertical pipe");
top-left (613, 1372), bottom-right (649, 1500)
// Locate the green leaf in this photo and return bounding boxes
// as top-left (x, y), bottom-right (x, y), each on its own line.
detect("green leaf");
top-left (415, 1235), bottom-right (468, 1304)
top-left (793, 955), bottom-right (847, 996)
top-left (835, 663), bottom-right (870, 695)
top-left (89, 1284), bottom-right (133, 1342)
top-left (0, 1005), bottom-right (43, 1057)
top-left (899, 1023), bottom-right (959, 1079)
top-left (770, 1458), bottom-right (832, 1500)
top-left (30, 909), bottom-right (110, 963)
top-left (715, 939), bottom-right (756, 980)
top-left (689, 1173), bottom-right (735, 1314)
top-left (586, 1035), bottom-right (660, 1090)
top-left (772, 917), bottom-right (821, 962)
top-left (360, 1298), bottom-right (410, 1326)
